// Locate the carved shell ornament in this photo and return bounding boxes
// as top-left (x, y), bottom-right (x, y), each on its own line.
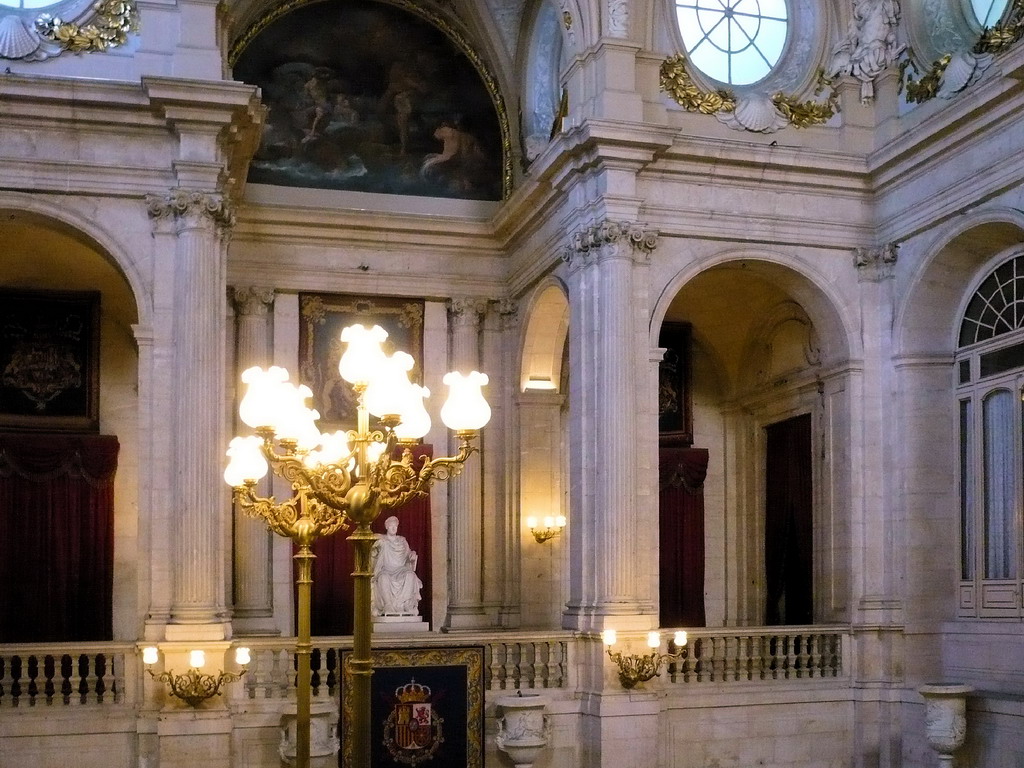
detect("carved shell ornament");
top-left (0, 0), bottom-right (137, 60)
top-left (900, 0), bottom-right (1024, 102)
top-left (659, 55), bottom-right (840, 133)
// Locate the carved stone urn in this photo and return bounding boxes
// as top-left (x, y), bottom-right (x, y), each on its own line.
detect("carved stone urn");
top-left (495, 693), bottom-right (550, 768)
top-left (279, 700), bottom-right (340, 767)
top-left (918, 684), bottom-right (973, 767)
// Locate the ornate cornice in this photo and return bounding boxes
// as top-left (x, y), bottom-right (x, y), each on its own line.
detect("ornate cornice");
top-left (855, 243), bottom-right (899, 282)
top-left (561, 220), bottom-right (659, 268)
top-left (146, 189), bottom-right (235, 228)
top-left (231, 286), bottom-right (275, 316)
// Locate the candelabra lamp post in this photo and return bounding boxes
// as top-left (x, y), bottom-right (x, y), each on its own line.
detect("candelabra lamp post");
top-left (224, 324), bottom-right (490, 768)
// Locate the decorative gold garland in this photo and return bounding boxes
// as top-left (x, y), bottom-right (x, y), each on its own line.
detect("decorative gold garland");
top-left (900, 0), bottom-right (1024, 103)
top-left (659, 54), bottom-right (839, 129)
top-left (37, 0), bottom-right (137, 54)
top-left (228, 0), bottom-right (513, 199)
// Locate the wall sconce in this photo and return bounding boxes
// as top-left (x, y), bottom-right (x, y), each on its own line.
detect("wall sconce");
top-left (526, 515), bottom-right (566, 543)
top-left (143, 646), bottom-right (250, 707)
top-left (601, 630), bottom-right (687, 689)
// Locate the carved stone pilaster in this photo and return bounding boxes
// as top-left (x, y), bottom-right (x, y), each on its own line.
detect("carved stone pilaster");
top-left (855, 243), bottom-right (899, 282)
top-left (496, 297), bottom-right (519, 331)
top-left (145, 189), bottom-right (234, 229)
top-left (447, 296), bottom-right (490, 321)
top-left (561, 220), bottom-right (659, 269)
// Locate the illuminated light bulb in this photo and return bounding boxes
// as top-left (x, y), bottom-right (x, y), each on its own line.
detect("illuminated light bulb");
top-left (647, 631), bottom-right (661, 649)
top-left (674, 631), bottom-right (687, 647)
top-left (272, 383), bottom-right (321, 448)
top-left (234, 647), bottom-right (251, 666)
top-left (142, 647), bottom-right (159, 666)
top-left (367, 441), bottom-right (386, 464)
top-left (555, 515), bottom-right (567, 528)
top-left (239, 366), bottom-right (290, 429)
top-left (394, 384), bottom-right (431, 441)
top-left (224, 435), bottom-right (269, 486)
top-left (304, 430), bottom-right (350, 469)
top-left (338, 324), bottom-right (388, 386)
top-left (440, 371), bottom-right (491, 431)
top-left (526, 516), bottom-right (538, 529)
top-left (601, 629), bottom-right (617, 647)
top-left (189, 650), bottom-right (206, 669)
top-left (543, 516), bottom-right (555, 528)
top-left (364, 352), bottom-right (414, 418)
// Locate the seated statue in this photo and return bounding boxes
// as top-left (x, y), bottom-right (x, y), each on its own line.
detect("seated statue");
top-left (370, 516), bottom-right (423, 617)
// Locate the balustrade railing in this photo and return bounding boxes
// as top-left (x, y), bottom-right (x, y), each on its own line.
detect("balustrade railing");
top-left (664, 627), bottom-right (848, 684)
top-left (240, 632), bottom-right (571, 701)
top-left (0, 643), bottom-right (132, 707)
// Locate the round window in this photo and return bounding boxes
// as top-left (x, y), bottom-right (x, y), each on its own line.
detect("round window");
top-left (674, 0), bottom-right (789, 86)
top-left (969, 0), bottom-right (1009, 26)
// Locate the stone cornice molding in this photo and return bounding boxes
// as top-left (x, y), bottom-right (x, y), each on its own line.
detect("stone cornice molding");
top-left (447, 296), bottom-right (490, 323)
top-left (561, 219), bottom-right (659, 270)
top-left (146, 189), bottom-right (235, 230)
top-left (854, 242), bottom-right (899, 282)
top-left (231, 286), bottom-right (275, 316)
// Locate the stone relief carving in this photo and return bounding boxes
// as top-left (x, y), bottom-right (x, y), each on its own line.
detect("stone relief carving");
top-left (854, 243), bottom-right (899, 281)
top-left (0, 0), bottom-right (137, 61)
top-left (607, 0), bottom-right (628, 37)
top-left (446, 296), bottom-right (490, 319)
top-left (145, 189), bottom-right (235, 227)
top-left (828, 0), bottom-right (906, 102)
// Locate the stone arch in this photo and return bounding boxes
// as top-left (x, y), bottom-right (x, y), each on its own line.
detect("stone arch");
top-left (519, 278), bottom-right (570, 392)
top-left (897, 208), bottom-right (1024, 357)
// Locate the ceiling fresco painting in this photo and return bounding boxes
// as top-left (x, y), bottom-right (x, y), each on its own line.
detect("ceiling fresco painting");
top-left (233, 0), bottom-right (503, 201)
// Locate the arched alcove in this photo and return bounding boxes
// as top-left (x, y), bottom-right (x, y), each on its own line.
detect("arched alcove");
top-left (0, 209), bottom-right (141, 642)
top-left (655, 255), bottom-right (853, 628)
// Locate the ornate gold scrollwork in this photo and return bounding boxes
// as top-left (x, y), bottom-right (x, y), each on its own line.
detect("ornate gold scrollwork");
top-left (37, 0), bottom-right (137, 54)
top-left (659, 55), bottom-right (839, 130)
top-left (898, 54), bottom-right (951, 103)
top-left (976, 0), bottom-right (1024, 53)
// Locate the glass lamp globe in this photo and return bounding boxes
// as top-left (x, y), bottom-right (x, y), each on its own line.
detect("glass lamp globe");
top-left (364, 351), bottom-right (414, 418)
top-left (238, 366), bottom-right (290, 429)
top-left (440, 371), bottom-right (491, 431)
top-left (394, 384), bottom-right (431, 441)
top-left (338, 324), bottom-right (389, 386)
top-left (224, 435), bottom-right (269, 486)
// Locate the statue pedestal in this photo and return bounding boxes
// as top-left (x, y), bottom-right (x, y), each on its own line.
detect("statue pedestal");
top-left (373, 615), bottom-right (429, 633)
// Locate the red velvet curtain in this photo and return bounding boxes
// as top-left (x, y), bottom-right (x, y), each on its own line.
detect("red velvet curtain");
top-left (306, 445), bottom-right (432, 636)
top-left (764, 414), bottom-right (813, 626)
top-left (0, 433), bottom-right (119, 642)
top-left (659, 447), bottom-right (708, 628)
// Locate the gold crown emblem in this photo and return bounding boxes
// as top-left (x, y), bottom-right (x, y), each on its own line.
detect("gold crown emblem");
top-left (395, 680), bottom-right (431, 703)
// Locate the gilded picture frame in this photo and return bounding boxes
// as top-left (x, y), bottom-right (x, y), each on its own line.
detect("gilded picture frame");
top-left (340, 645), bottom-right (484, 767)
top-left (0, 289), bottom-right (100, 433)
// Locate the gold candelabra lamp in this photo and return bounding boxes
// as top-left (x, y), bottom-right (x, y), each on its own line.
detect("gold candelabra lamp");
top-left (223, 323), bottom-right (490, 768)
top-left (143, 646), bottom-right (249, 707)
top-left (526, 514), bottom-right (566, 543)
top-left (601, 630), bottom-right (687, 689)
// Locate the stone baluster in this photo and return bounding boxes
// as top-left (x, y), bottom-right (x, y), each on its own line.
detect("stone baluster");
top-left (444, 297), bottom-right (490, 630)
top-left (147, 189), bottom-right (233, 639)
top-left (230, 287), bottom-right (278, 635)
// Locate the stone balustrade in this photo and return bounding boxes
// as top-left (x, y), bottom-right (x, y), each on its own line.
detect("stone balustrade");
top-left (0, 642), bottom-right (133, 707)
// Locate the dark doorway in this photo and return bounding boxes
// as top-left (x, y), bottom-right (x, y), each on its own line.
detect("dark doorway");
top-left (764, 414), bottom-right (813, 625)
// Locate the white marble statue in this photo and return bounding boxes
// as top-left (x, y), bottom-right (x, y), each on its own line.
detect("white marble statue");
top-left (370, 516), bottom-right (423, 617)
top-left (828, 0), bottom-right (905, 102)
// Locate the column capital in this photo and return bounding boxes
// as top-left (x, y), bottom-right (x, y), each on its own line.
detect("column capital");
top-left (231, 286), bottom-right (275, 316)
top-left (562, 219), bottom-right (659, 269)
top-left (447, 296), bottom-right (489, 321)
top-left (146, 189), bottom-right (235, 231)
top-left (854, 242), bottom-right (899, 282)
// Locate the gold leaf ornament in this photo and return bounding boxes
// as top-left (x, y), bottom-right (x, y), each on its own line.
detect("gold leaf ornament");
top-left (37, 0), bottom-right (137, 54)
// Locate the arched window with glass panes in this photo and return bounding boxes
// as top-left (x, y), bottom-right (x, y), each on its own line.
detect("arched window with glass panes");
top-left (957, 250), bottom-right (1024, 618)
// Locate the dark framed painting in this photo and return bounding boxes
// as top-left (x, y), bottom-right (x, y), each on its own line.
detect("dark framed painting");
top-left (0, 289), bottom-right (100, 432)
top-left (232, 0), bottom-right (506, 201)
top-left (658, 321), bottom-right (693, 446)
top-left (299, 294), bottom-right (424, 431)
top-left (340, 646), bottom-right (484, 768)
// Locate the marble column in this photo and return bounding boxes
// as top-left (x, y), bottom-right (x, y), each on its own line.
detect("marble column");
top-left (561, 220), bottom-right (658, 631)
top-left (147, 189), bottom-right (233, 640)
top-left (230, 286), bottom-right (278, 635)
top-left (444, 296), bottom-right (490, 630)
top-left (495, 299), bottom-right (522, 628)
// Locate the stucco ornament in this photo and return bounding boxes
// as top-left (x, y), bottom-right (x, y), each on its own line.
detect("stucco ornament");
top-left (828, 0), bottom-right (905, 103)
top-left (607, 0), bottom-right (627, 36)
top-left (900, 0), bottom-right (1023, 103)
top-left (0, 15), bottom-right (59, 60)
